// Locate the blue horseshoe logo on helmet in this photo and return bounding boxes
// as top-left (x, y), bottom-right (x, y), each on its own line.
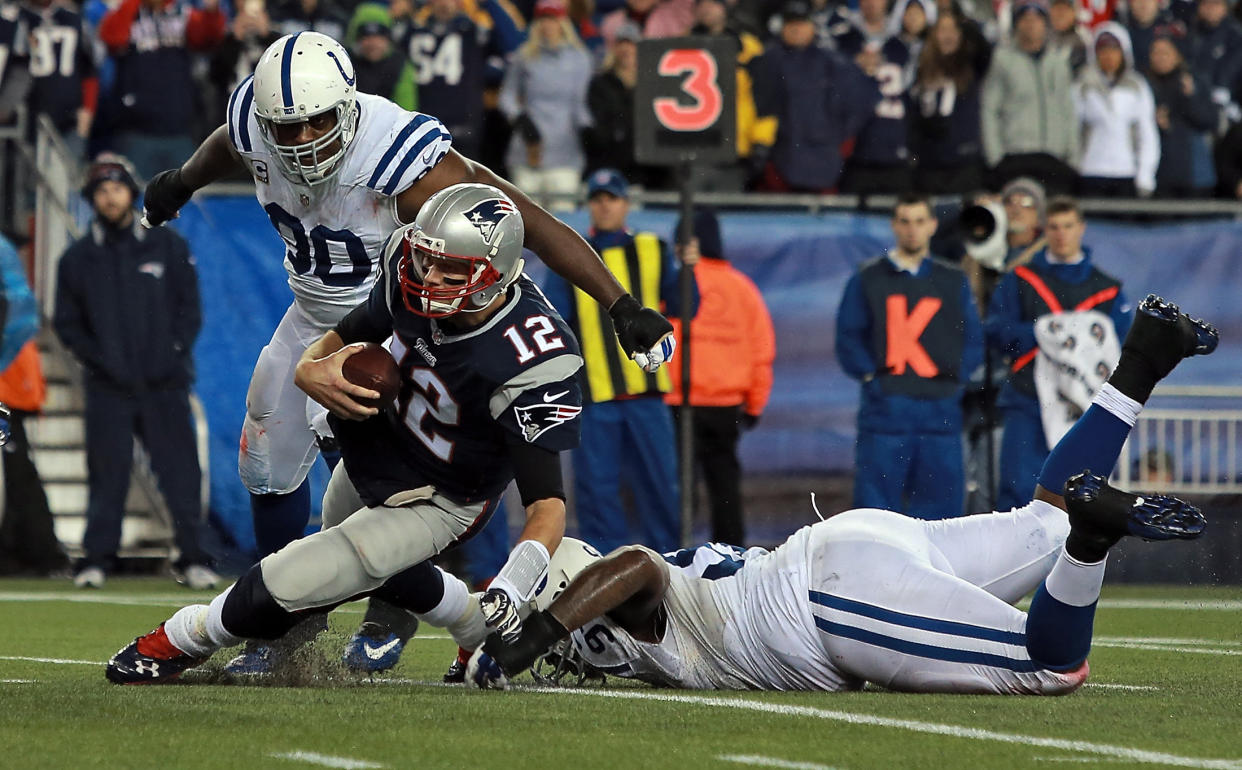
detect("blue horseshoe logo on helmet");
top-left (326, 51), bottom-right (356, 87)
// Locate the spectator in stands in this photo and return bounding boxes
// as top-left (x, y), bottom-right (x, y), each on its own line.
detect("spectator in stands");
top-left (1189, 0), bottom-right (1242, 110)
top-left (210, 0), bottom-right (281, 99)
top-left (1120, 0), bottom-right (1175, 72)
top-left (836, 193), bottom-right (982, 519)
top-left (910, 10), bottom-right (989, 193)
top-left (1146, 26), bottom-right (1218, 197)
top-left (0, 232), bottom-right (67, 578)
top-left (751, 1), bottom-right (879, 192)
top-left (0, 4), bottom-right (30, 128)
top-left (1074, 23), bottom-right (1160, 197)
top-left (600, 0), bottom-right (693, 51)
top-left (981, 0), bottom-right (1079, 194)
top-left (20, 0), bottom-right (97, 161)
top-left (583, 22), bottom-right (667, 187)
top-left (98, 0), bottom-right (226, 178)
top-left (52, 156), bottom-right (217, 591)
top-left (346, 4), bottom-right (417, 109)
top-left (269, 0), bottom-right (348, 41)
top-left (686, 0), bottom-right (771, 192)
top-left (839, 0), bottom-right (929, 197)
top-left (985, 196), bottom-right (1131, 511)
top-left (401, 0), bottom-right (495, 159)
top-left (831, 0), bottom-right (893, 53)
top-left (1048, 0), bottom-right (1089, 73)
top-left (540, 169), bottom-right (697, 554)
top-left (1000, 175), bottom-right (1047, 265)
top-left (498, 0), bottom-right (591, 211)
top-left (666, 209), bottom-right (774, 544)
top-left (1213, 119), bottom-right (1242, 196)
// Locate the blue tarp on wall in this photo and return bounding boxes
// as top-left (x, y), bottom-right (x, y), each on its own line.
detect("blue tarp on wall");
top-left (172, 196), bottom-right (1242, 553)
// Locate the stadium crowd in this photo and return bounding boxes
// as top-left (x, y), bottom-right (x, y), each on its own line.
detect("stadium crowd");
top-left (4, 0), bottom-right (1242, 196)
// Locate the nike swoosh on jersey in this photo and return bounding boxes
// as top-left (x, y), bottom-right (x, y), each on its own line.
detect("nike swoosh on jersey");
top-left (543, 390), bottom-right (569, 403)
top-left (421, 144), bottom-right (438, 165)
top-left (363, 638), bottom-right (402, 659)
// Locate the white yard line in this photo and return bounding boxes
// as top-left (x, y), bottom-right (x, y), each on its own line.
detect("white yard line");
top-left (1081, 683), bottom-right (1159, 691)
top-left (0, 655), bottom-right (100, 665)
top-left (534, 688), bottom-right (1242, 770)
top-left (718, 753), bottom-right (840, 769)
top-left (269, 751), bottom-right (387, 769)
top-left (1097, 637), bottom-right (1242, 648)
top-left (1, 679), bottom-right (35, 683)
top-left (1093, 641), bottom-right (1242, 657)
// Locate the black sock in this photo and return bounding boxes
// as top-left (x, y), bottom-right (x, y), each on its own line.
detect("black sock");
top-left (1107, 349), bottom-right (1161, 405)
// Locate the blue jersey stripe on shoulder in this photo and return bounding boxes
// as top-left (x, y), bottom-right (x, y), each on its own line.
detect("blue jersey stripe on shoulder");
top-left (280, 33), bottom-right (300, 108)
top-left (367, 114), bottom-right (434, 190)
top-left (226, 80), bottom-right (241, 149)
top-left (381, 129), bottom-right (445, 195)
top-left (237, 79), bottom-right (255, 152)
top-left (809, 591), bottom-right (1027, 646)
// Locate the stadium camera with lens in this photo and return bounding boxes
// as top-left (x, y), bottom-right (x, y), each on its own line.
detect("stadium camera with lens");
top-left (959, 200), bottom-right (1008, 271)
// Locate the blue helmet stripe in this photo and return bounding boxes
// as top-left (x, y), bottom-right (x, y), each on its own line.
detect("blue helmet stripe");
top-left (367, 114), bottom-right (433, 190)
top-left (280, 33), bottom-right (301, 109)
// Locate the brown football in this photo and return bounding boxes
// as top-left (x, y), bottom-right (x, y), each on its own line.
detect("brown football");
top-left (341, 342), bottom-right (401, 409)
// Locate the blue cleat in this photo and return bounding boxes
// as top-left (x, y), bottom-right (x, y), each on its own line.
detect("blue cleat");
top-left (106, 624), bottom-right (206, 685)
top-left (1126, 295), bottom-right (1219, 380)
top-left (342, 622), bottom-right (409, 673)
top-left (224, 641), bottom-right (283, 675)
top-left (1064, 471), bottom-right (1206, 546)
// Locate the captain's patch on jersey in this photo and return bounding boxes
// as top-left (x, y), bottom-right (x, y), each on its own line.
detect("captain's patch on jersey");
top-left (462, 198), bottom-right (517, 242)
top-left (514, 398), bottom-right (582, 443)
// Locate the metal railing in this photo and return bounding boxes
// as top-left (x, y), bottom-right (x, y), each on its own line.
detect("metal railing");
top-left (1113, 386), bottom-right (1242, 495)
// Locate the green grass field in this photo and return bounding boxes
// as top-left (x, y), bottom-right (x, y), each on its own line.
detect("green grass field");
top-left (1, 578), bottom-right (1240, 770)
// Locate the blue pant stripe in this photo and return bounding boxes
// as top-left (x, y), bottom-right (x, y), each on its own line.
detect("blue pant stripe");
top-left (809, 590), bottom-right (1026, 646)
top-left (813, 616), bottom-right (1038, 672)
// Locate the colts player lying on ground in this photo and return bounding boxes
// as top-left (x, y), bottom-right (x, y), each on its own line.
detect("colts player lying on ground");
top-left (463, 296), bottom-right (1216, 694)
top-left (105, 183), bottom-right (589, 684)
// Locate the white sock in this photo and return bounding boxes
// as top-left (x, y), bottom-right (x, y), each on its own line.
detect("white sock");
top-left (1093, 383), bottom-right (1142, 427)
top-left (416, 569), bottom-right (488, 650)
top-left (164, 605), bottom-right (216, 658)
top-left (204, 584), bottom-right (244, 648)
top-left (1044, 548), bottom-right (1108, 607)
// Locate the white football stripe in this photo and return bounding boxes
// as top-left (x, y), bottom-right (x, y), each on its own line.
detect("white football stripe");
top-left (269, 751), bottom-right (386, 769)
top-left (718, 754), bottom-right (840, 770)
top-left (536, 688), bottom-right (1242, 770)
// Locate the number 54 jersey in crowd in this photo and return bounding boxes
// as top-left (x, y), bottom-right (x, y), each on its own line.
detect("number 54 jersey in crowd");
top-left (330, 254), bottom-right (584, 509)
top-left (226, 82), bottom-right (453, 326)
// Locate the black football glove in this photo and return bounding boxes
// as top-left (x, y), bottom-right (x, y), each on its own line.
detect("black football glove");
top-left (141, 168), bottom-right (193, 228)
top-left (609, 294), bottom-right (674, 371)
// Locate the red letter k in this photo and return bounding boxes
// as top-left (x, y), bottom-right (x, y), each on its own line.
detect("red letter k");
top-left (885, 295), bottom-right (941, 378)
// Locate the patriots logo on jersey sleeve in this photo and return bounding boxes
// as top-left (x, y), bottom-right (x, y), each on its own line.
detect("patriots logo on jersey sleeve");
top-left (514, 395), bottom-right (582, 443)
top-left (463, 199), bottom-right (517, 242)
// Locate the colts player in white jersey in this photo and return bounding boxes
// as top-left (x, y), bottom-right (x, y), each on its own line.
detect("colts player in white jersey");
top-left (138, 31), bottom-right (676, 674)
top-left (466, 297), bottom-right (1216, 694)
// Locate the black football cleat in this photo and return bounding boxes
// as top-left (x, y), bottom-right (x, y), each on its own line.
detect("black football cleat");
top-left (443, 646), bottom-right (471, 684)
top-left (1123, 295), bottom-right (1219, 380)
top-left (105, 623), bottom-right (207, 685)
top-left (1063, 471), bottom-right (1206, 557)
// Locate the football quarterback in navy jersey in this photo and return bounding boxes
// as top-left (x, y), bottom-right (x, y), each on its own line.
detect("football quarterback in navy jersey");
top-left (105, 183), bottom-right (588, 685)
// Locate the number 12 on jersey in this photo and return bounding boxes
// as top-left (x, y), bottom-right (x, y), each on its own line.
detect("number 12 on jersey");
top-left (503, 315), bottom-right (566, 364)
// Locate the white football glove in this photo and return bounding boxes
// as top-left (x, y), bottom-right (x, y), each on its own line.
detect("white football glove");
top-left (465, 648), bottom-right (510, 690)
top-left (631, 333), bottom-right (676, 373)
top-left (479, 588), bottom-right (523, 644)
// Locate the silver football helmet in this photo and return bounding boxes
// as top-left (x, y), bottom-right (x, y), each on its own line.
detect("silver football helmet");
top-left (399, 183), bottom-right (526, 318)
top-left (252, 32), bottom-right (359, 186)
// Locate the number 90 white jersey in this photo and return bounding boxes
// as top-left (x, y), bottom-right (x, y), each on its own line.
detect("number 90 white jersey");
top-left (226, 82), bottom-right (453, 327)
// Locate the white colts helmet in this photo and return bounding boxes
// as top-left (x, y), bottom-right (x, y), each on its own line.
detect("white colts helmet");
top-left (529, 537), bottom-right (602, 614)
top-left (252, 32), bottom-right (359, 186)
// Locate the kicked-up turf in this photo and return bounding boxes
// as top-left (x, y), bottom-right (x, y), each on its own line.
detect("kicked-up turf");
top-left (0, 578), bottom-right (1239, 770)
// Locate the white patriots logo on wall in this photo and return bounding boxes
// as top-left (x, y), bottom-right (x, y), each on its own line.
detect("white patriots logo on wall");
top-left (515, 392), bottom-right (581, 443)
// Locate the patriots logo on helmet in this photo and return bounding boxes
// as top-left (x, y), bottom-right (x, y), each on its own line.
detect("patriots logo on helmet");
top-left (463, 199), bottom-right (517, 242)
top-left (514, 397), bottom-right (582, 443)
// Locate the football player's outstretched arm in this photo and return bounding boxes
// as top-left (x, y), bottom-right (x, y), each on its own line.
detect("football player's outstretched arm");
top-left (142, 125), bottom-right (245, 228)
top-left (395, 150), bottom-right (675, 361)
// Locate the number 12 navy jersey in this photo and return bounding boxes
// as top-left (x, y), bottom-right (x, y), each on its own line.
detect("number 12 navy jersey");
top-left (331, 246), bottom-right (584, 508)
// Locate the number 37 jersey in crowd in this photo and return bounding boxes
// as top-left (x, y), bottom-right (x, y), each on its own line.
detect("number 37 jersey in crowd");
top-left (226, 82), bottom-right (453, 326)
top-left (330, 247), bottom-right (584, 508)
